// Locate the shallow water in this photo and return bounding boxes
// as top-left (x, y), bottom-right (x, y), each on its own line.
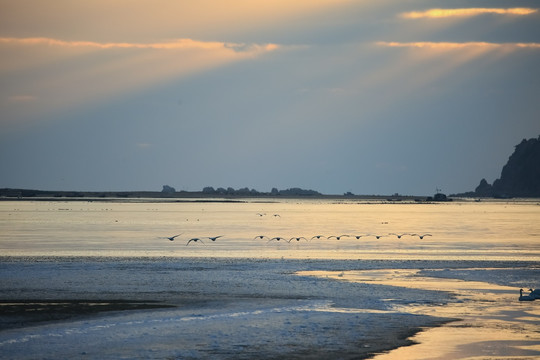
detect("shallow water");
top-left (1, 198), bottom-right (539, 260)
top-left (1, 198), bottom-right (539, 359)
top-left (0, 257), bottom-right (453, 359)
top-left (300, 268), bottom-right (540, 359)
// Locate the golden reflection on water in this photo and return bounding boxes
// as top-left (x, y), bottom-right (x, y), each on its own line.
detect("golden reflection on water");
top-left (0, 199), bottom-right (539, 260)
top-left (298, 269), bottom-right (540, 360)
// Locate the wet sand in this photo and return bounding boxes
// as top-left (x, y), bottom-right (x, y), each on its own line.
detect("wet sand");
top-left (0, 300), bottom-right (175, 331)
top-left (0, 257), bottom-right (452, 359)
top-left (299, 268), bottom-right (540, 360)
top-left (1, 258), bottom-right (539, 359)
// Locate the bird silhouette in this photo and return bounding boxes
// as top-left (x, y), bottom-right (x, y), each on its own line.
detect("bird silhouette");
top-left (162, 233), bottom-right (183, 241)
top-left (256, 213), bottom-right (266, 217)
top-left (310, 235), bottom-right (327, 240)
top-left (390, 233), bottom-right (409, 239)
top-left (186, 238), bottom-right (205, 246)
top-left (528, 288), bottom-right (540, 299)
top-left (288, 237), bottom-right (308, 243)
top-left (412, 233), bottom-right (432, 239)
top-left (268, 237), bottom-right (286, 242)
top-left (328, 235), bottom-right (350, 240)
top-left (206, 235), bottom-right (224, 241)
top-left (351, 234), bottom-right (367, 239)
top-left (253, 235), bottom-right (270, 241)
top-left (519, 288), bottom-right (536, 301)
top-left (368, 234), bottom-right (386, 239)
top-left (273, 214), bottom-right (281, 217)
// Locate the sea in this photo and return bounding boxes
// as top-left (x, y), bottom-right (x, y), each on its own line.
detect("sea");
top-left (0, 198), bottom-right (539, 359)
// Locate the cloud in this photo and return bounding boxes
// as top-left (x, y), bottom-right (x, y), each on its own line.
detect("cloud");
top-left (0, 0), bottom-right (359, 46)
top-left (7, 95), bottom-right (37, 103)
top-left (401, 8), bottom-right (537, 19)
top-left (343, 39), bottom-right (539, 119)
top-left (0, 37), bottom-right (279, 53)
top-left (224, 42), bottom-right (280, 53)
top-left (377, 41), bottom-right (497, 49)
top-left (0, 36), bottom-right (281, 126)
top-left (376, 41), bottom-right (540, 50)
top-left (516, 43), bottom-right (540, 49)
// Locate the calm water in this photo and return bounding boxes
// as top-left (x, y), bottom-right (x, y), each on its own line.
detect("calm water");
top-left (1, 198), bottom-right (539, 359)
top-left (1, 198), bottom-right (539, 260)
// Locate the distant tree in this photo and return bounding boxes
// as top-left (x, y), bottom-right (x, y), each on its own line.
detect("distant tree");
top-left (202, 186), bottom-right (216, 194)
top-left (161, 185), bottom-right (176, 193)
top-left (279, 187), bottom-right (321, 196)
top-left (236, 187), bottom-right (251, 195)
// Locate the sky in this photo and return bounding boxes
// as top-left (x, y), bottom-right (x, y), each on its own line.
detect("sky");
top-left (1, 1), bottom-right (539, 196)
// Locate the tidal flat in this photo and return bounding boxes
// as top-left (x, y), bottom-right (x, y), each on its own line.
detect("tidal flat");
top-left (0, 199), bottom-right (539, 359)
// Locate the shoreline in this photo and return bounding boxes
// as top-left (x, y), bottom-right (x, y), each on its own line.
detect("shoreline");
top-left (3, 189), bottom-right (539, 204)
top-left (0, 299), bottom-right (451, 360)
top-left (0, 257), bottom-right (457, 359)
top-left (308, 268), bottom-right (540, 360)
top-left (0, 300), bottom-right (176, 331)
top-left (1, 258), bottom-right (538, 359)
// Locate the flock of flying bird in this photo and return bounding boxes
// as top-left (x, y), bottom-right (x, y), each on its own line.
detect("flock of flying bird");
top-left (162, 232), bottom-right (432, 245)
top-left (160, 217), bottom-right (538, 301)
top-left (161, 211), bottom-right (434, 245)
top-left (254, 233), bottom-right (432, 242)
top-left (161, 234), bottom-right (224, 245)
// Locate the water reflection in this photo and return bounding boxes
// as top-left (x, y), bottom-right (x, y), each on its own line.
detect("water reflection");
top-left (0, 199), bottom-right (539, 260)
top-left (298, 269), bottom-right (540, 360)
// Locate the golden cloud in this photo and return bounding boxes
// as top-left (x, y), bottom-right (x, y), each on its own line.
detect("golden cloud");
top-left (7, 95), bottom-right (37, 102)
top-left (0, 36), bottom-right (281, 125)
top-left (0, 37), bottom-right (279, 53)
top-left (401, 8), bottom-right (537, 19)
top-left (376, 41), bottom-right (540, 50)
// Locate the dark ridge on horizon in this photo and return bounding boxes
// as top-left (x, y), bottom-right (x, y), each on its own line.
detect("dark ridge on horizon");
top-left (456, 135), bottom-right (540, 198)
top-left (0, 186), bottom-right (431, 201)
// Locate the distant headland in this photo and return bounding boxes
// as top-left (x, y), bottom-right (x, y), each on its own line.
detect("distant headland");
top-left (0, 186), bottom-right (320, 200)
top-left (3, 135), bottom-right (538, 200)
top-left (0, 186), bottom-right (429, 202)
top-left (455, 135), bottom-right (540, 198)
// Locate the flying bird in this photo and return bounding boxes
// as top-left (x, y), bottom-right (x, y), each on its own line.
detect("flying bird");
top-left (256, 213), bottom-right (266, 217)
top-left (369, 234), bottom-right (386, 239)
top-left (412, 233), bottom-right (432, 239)
top-left (310, 235), bottom-right (327, 240)
top-left (206, 235), bottom-right (224, 241)
top-left (390, 233), bottom-right (409, 239)
top-left (186, 238), bottom-right (205, 246)
top-left (288, 237), bottom-right (308, 243)
top-left (253, 235), bottom-right (270, 241)
top-left (161, 233), bottom-right (183, 241)
top-left (328, 235), bottom-right (350, 240)
top-left (351, 234), bottom-right (367, 239)
top-left (268, 237), bottom-right (286, 242)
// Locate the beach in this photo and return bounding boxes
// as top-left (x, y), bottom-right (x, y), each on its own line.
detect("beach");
top-left (1, 257), bottom-right (539, 359)
top-left (0, 199), bottom-right (539, 358)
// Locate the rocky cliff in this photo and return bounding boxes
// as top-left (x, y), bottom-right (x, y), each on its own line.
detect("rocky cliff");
top-left (472, 135), bottom-right (540, 197)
